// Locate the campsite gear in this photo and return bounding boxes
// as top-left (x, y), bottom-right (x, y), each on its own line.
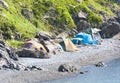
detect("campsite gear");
top-left (23, 40), bottom-right (47, 53)
top-left (72, 38), bottom-right (83, 45)
top-left (59, 38), bottom-right (78, 52)
top-left (72, 32), bottom-right (99, 45)
top-left (84, 28), bottom-right (101, 41)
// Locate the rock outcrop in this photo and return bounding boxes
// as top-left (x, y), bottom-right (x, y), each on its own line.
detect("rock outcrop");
top-left (36, 31), bottom-right (55, 41)
top-left (16, 48), bottom-right (49, 58)
top-left (100, 22), bottom-right (120, 38)
top-left (0, 39), bottom-right (22, 70)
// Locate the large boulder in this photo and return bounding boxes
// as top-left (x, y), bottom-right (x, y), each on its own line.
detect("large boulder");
top-left (100, 22), bottom-right (120, 38)
top-left (45, 40), bottom-right (63, 55)
top-left (16, 48), bottom-right (50, 58)
top-left (58, 63), bottom-right (77, 73)
top-left (36, 31), bottom-right (55, 41)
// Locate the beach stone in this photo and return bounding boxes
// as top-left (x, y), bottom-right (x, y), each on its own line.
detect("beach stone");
top-left (58, 63), bottom-right (77, 73)
top-left (80, 72), bottom-right (84, 74)
top-left (25, 65), bottom-right (42, 71)
top-left (95, 62), bottom-right (106, 67)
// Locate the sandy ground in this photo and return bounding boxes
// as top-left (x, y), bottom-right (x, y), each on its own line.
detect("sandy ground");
top-left (0, 39), bottom-right (120, 83)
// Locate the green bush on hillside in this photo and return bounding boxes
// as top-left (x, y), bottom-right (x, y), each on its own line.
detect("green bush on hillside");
top-left (87, 12), bottom-right (102, 26)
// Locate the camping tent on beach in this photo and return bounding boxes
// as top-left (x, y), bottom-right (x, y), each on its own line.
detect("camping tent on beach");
top-left (54, 37), bottom-right (78, 52)
top-left (59, 39), bottom-right (78, 52)
top-left (84, 28), bottom-right (101, 41)
top-left (72, 32), bottom-right (99, 45)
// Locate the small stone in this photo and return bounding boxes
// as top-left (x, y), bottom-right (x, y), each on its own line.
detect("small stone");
top-left (95, 62), bottom-right (106, 67)
top-left (80, 72), bottom-right (84, 74)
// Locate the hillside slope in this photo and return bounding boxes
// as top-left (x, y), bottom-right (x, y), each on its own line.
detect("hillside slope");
top-left (0, 0), bottom-right (120, 47)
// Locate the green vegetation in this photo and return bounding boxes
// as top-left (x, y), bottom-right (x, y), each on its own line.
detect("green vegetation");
top-left (87, 12), bottom-right (102, 26)
top-left (6, 40), bottom-right (24, 48)
top-left (0, 0), bottom-right (119, 47)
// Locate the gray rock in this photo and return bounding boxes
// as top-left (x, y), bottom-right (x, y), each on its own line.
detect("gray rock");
top-left (16, 48), bottom-right (50, 58)
top-left (80, 72), bottom-right (84, 74)
top-left (0, 39), bottom-right (18, 61)
top-left (0, 40), bottom-right (29, 70)
top-left (36, 31), bottom-right (53, 41)
top-left (45, 41), bottom-right (63, 55)
top-left (21, 9), bottom-right (34, 21)
top-left (69, 29), bottom-right (78, 36)
top-left (57, 31), bottom-right (69, 38)
top-left (77, 0), bottom-right (82, 3)
top-left (58, 63), bottom-right (77, 73)
top-left (0, 0), bottom-right (9, 10)
top-left (100, 22), bottom-right (120, 38)
top-left (95, 62), bottom-right (106, 67)
top-left (77, 20), bottom-right (90, 32)
top-left (114, 0), bottom-right (120, 4)
top-left (115, 9), bottom-right (120, 23)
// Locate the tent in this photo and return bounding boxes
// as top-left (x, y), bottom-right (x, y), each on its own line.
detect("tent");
top-left (72, 32), bottom-right (99, 45)
top-left (84, 28), bottom-right (101, 41)
top-left (59, 38), bottom-right (78, 52)
top-left (72, 38), bottom-right (83, 45)
top-left (23, 40), bottom-right (47, 53)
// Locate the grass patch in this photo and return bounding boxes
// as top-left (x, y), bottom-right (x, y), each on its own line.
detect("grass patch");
top-left (6, 40), bottom-right (24, 48)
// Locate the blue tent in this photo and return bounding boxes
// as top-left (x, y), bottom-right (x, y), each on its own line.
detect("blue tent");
top-left (72, 32), bottom-right (99, 45)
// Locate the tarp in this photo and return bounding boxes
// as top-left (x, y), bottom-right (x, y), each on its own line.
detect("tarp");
top-left (84, 28), bottom-right (101, 34)
top-left (59, 39), bottom-right (78, 52)
top-left (24, 41), bottom-right (47, 53)
top-left (72, 38), bottom-right (83, 45)
top-left (72, 32), bottom-right (99, 45)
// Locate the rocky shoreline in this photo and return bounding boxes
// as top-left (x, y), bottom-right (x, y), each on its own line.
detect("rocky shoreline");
top-left (0, 39), bottom-right (120, 83)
